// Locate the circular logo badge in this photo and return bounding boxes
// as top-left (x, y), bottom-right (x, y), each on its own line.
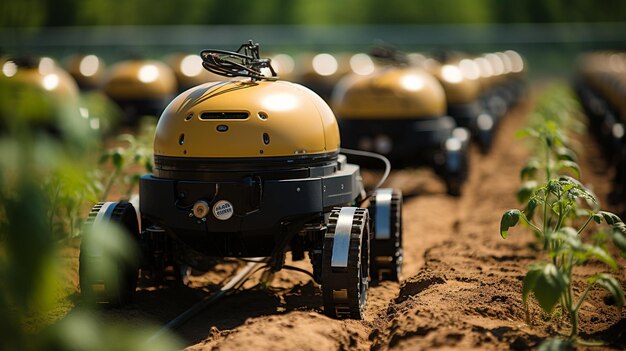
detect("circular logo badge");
top-left (212, 200), bottom-right (234, 220)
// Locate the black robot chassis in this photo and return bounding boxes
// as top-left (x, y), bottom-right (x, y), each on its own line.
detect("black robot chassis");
top-left (81, 152), bottom-right (403, 319)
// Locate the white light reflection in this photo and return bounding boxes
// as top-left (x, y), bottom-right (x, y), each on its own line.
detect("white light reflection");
top-left (350, 53), bottom-right (375, 76)
top-left (79, 55), bottom-right (100, 77)
top-left (138, 64), bottom-right (159, 83)
top-left (441, 65), bottom-right (463, 83)
top-left (2, 61), bottom-right (17, 77)
top-left (312, 53), bottom-right (338, 76)
top-left (180, 55), bottom-right (203, 77)
top-left (42, 74), bottom-right (60, 91)
top-left (262, 93), bottom-right (299, 112)
top-left (400, 74), bottom-right (424, 91)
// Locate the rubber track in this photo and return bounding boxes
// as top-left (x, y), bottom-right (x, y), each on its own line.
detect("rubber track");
top-left (322, 207), bottom-right (369, 319)
top-left (80, 201), bottom-right (138, 305)
top-left (369, 190), bottom-right (403, 281)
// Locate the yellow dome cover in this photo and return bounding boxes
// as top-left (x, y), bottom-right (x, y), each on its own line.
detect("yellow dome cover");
top-left (65, 54), bottom-right (105, 89)
top-left (428, 63), bottom-right (481, 105)
top-left (332, 67), bottom-right (446, 119)
top-left (1, 58), bottom-right (79, 102)
top-left (0, 57), bottom-right (80, 122)
top-left (102, 59), bottom-right (176, 99)
top-left (154, 80), bottom-right (340, 158)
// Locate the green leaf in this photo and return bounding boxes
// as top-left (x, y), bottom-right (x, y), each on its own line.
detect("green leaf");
top-left (545, 120), bottom-right (558, 133)
top-left (44, 309), bottom-right (183, 351)
top-left (547, 179), bottom-right (562, 195)
top-left (98, 152), bottom-right (110, 164)
top-left (584, 245), bottom-right (618, 271)
top-left (112, 150), bottom-right (124, 170)
top-left (550, 227), bottom-right (580, 250)
top-left (555, 147), bottom-right (577, 162)
top-left (537, 338), bottom-right (572, 351)
top-left (80, 220), bottom-right (139, 304)
top-left (515, 128), bottom-right (537, 139)
top-left (517, 181), bottom-right (538, 203)
top-left (526, 198), bottom-right (539, 220)
top-left (144, 159), bottom-right (153, 173)
top-left (558, 175), bottom-right (581, 187)
top-left (611, 229), bottom-right (626, 259)
top-left (589, 274), bottom-right (625, 307)
top-left (522, 264), bottom-right (544, 307)
top-left (592, 213), bottom-right (603, 224)
top-left (557, 160), bottom-right (580, 179)
top-left (559, 176), bottom-right (598, 206)
top-left (533, 263), bottom-right (567, 314)
top-left (612, 222), bottom-right (626, 236)
top-left (597, 211), bottom-right (623, 226)
top-left (545, 133), bottom-right (554, 148)
top-left (550, 201), bottom-right (563, 217)
top-left (500, 209), bottom-right (521, 239)
top-left (521, 160), bottom-right (539, 180)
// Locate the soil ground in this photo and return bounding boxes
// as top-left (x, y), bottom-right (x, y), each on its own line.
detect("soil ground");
top-left (63, 90), bottom-right (626, 350)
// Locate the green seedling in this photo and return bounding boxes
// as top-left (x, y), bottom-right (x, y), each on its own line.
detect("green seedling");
top-left (501, 85), bottom-right (625, 345)
top-left (503, 182), bottom-right (625, 342)
top-left (516, 85), bottom-right (586, 206)
top-left (97, 120), bottom-right (155, 201)
top-left (516, 119), bottom-right (581, 205)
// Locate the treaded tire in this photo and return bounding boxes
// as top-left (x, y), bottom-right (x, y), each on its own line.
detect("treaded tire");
top-left (79, 201), bottom-right (140, 306)
top-left (369, 189), bottom-right (403, 282)
top-left (321, 207), bottom-right (370, 319)
top-left (445, 145), bottom-right (470, 197)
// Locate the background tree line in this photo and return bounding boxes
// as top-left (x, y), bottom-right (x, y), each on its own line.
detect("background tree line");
top-left (2, 0), bottom-right (625, 28)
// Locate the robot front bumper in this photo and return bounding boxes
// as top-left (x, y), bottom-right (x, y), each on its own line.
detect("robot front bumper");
top-left (138, 159), bottom-right (363, 257)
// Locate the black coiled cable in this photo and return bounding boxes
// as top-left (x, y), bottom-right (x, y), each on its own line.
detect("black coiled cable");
top-left (200, 40), bottom-right (277, 81)
top-left (369, 42), bottom-right (409, 66)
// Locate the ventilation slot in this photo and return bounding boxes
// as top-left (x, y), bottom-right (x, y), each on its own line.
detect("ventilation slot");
top-left (200, 112), bottom-right (249, 120)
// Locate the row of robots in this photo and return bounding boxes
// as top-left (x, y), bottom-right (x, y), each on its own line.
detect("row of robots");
top-left (1, 43), bottom-right (526, 318)
top-left (2, 47), bottom-right (526, 194)
top-left (575, 52), bottom-right (626, 209)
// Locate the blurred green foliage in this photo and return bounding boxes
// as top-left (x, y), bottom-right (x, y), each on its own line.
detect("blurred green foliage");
top-left (0, 77), bottom-right (179, 349)
top-left (97, 118), bottom-right (156, 201)
top-left (1, 0), bottom-right (626, 27)
top-left (79, 92), bottom-right (122, 135)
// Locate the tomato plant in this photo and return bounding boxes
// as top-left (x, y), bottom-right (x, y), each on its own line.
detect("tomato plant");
top-left (500, 86), bottom-right (626, 347)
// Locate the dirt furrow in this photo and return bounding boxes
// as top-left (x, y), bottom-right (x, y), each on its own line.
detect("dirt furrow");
top-left (94, 92), bottom-right (626, 350)
top-left (179, 101), bottom-right (532, 350)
